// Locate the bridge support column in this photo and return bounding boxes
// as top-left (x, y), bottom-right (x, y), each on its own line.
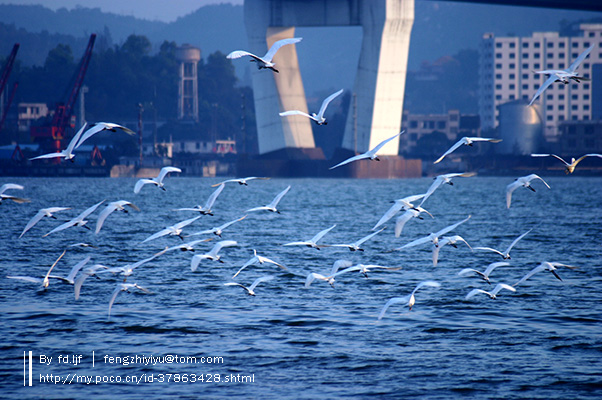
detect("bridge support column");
top-left (342, 0), bottom-right (414, 155)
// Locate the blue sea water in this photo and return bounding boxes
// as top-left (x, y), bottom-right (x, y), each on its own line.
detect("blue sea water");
top-left (1, 176), bottom-right (601, 399)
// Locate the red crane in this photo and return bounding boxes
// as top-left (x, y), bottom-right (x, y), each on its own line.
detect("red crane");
top-left (31, 34), bottom-right (96, 154)
top-left (0, 43), bottom-right (19, 133)
top-left (0, 82), bottom-right (18, 132)
top-left (0, 43), bottom-right (19, 99)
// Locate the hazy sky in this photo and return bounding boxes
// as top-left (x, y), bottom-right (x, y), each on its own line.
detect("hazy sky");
top-left (0, 0), bottom-right (242, 22)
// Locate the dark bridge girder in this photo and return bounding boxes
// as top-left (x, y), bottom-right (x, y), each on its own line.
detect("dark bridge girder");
top-left (429, 0), bottom-right (602, 12)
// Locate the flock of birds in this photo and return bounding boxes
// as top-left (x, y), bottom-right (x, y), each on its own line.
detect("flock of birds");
top-left (2, 39), bottom-right (598, 323)
top-left (1, 148), bottom-right (589, 321)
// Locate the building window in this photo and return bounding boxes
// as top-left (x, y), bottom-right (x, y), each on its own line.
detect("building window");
top-left (584, 94), bottom-right (590, 100)
top-left (534, 53), bottom-right (540, 59)
top-left (547, 53), bottom-right (553, 58)
top-left (572, 42), bottom-right (578, 48)
top-left (509, 63), bottom-right (515, 69)
top-left (547, 94), bottom-right (553, 100)
top-left (522, 63), bottom-right (529, 69)
top-left (547, 105), bottom-right (553, 110)
top-left (510, 53), bottom-right (515, 59)
top-left (522, 53), bottom-right (529, 59)
top-left (509, 84), bottom-right (515, 89)
top-left (495, 73), bottom-right (502, 79)
top-left (559, 52), bottom-right (565, 58)
top-left (522, 73), bottom-right (528, 79)
top-left (509, 94), bottom-right (515, 100)
top-left (584, 84), bottom-right (590, 89)
top-left (535, 42), bottom-right (541, 48)
top-left (495, 63), bottom-right (502, 69)
top-left (547, 42), bottom-right (554, 48)
top-left (572, 105), bottom-right (578, 110)
top-left (522, 84), bottom-right (528, 89)
top-left (534, 63), bottom-right (540, 69)
top-left (495, 84), bottom-right (502, 89)
top-left (559, 63), bottom-right (565, 69)
top-left (410, 121), bottom-right (418, 128)
top-left (547, 115), bottom-right (554, 121)
top-left (522, 42), bottom-right (528, 48)
top-left (510, 42), bottom-right (516, 48)
top-left (572, 115), bottom-right (578, 121)
top-left (496, 53), bottom-right (502, 59)
top-left (572, 94), bottom-right (578, 100)
top-left (559, 94), bottom-right (565, 100)
top-left (584, 105), bottom-right (590, 111)
top-left (496, 42), bottom-right (502, 48)
top-left (509, 73), bottom-right (515, 79)
top-left (559, 105), bottom-right (564, 111)
top-left (559, 115), bottom-right (565, 121)
top-left (495, 95), bottom-right (502, 100)
top-left (547, 63), bottom-right (553, 68)
top-left (559, 42), bottom-right (565, 48)
top-left (522, 95), bottom-right (528, 100)
top-left (584, 42), bottom-right (590, 47)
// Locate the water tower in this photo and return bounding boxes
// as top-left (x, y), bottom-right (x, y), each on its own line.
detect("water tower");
top-left (175, 44), bottom-right (201, 121)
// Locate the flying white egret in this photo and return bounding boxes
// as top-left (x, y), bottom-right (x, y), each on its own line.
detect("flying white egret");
top-left (232, 249), bottom-right (287, 279)
top-left (474, 229), bottom-right (532, 260)
top-left (74, 264), bottom-right (110, 300)
top-left (529, 45), bottom-right (594, 106)
top-left (283, 224), bottom-right (336, 250)
top-left (141, 216), bottom-right (201, 243)
top-left (465, 283), bottom-right (516, 300)
top-left (226, 37), bottom-right (302, 73)
top-left (330, 131), bottom-right (405, 170)
top-left (393, 207), bottom-right (433, 238)
top-left (335, 263), bottom-right (402, 278)
top-left (330, 227), bottom-right (385, 252)
top-left (432, 235), bottom-right (472, 267)
top-left (187, 215), bottom-right (247, 238)
top-left (434, 137), bottom-right (502, 164)
top-left (224, 276), bottom-right (274, 296)
top-left (211, 177), bottom-right (269, 187)
top-left (506, 174), bottom-right (550, 209)
top-left (531, 153), bottom-right (602, 174)
top-left (173, 183), bottom-right (224, 215)
top-left (514, 262), bottom-right (577, 286)
top-left (75, 122), bottom-right (135, 148)
top-left (48, 256), bottom-right (91, 284)
top-left (95, 200), bottom-right (140, 234)
top-left (6, 250), bottom-right (66, 289)
top-left (396, 215), bottom-right (471, 250)
top-left (20, 206), bottom-right (71, 238)
top-left (0, 183), bottom-right (29, 204)
top-left (163, 238), bottom-right (213, 253)
top-left (98, 249), bottom-right (167, 280)
top-left (458, 261), bottom-right (511, 285)
top-left (29, 124), bottom-right (87, 162)
top-left (304, 259), bottom-right (353, 288)
top-left (279, 89), bottom-right (343, 125)
top-left (378, 281), bottom-right (441, 320)
top-left (43, 200), bottom-right (105, 237)
top-left (108, 283), bottom-right (151, 319)
top-left (190, 240), bottom-right (237, 271)
top-left (372, 193), bottom-right (428, 231)
top-left (134, 166), bottom-right (181, 193)
top-left (420, 172), bottom-right (476, 206)
top-left (246, 185), bottom-right (291, 214)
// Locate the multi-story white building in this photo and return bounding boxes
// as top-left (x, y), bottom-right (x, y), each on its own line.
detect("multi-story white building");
top-left (479, 24), bottom-right (602, 142)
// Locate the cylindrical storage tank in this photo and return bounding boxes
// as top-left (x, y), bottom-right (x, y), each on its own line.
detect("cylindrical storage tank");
top-left (175, 44), bottom-right (201, 62)
top-left (497, 100), bottom-right (543, 155)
